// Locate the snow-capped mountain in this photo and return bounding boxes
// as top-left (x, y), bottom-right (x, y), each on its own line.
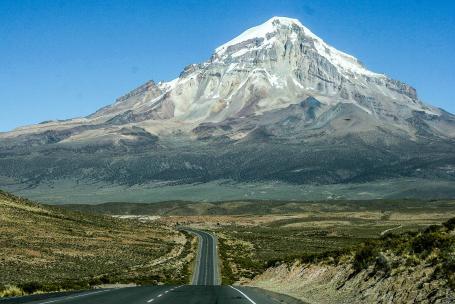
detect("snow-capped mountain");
top-left (5, 17), bottom-right (451, 140)
top-left (98, 17), bottom-right (434, 123)
top-left (1, 17), bottom-right (454, 201)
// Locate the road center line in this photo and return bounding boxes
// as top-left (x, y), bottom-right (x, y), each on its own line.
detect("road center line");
top-left (229, 286), bottom-right (258, 304)
top-left (147, 287), bottom-right (178, 303)
top-left (204, 234), bottom-right (209, 285)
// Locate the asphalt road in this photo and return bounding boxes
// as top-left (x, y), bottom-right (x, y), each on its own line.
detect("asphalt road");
top-left (3, 229), bottom-right (302, 304)
top-left (2, 285), bottom-right (300, 304)
top-left (185, 228), bottom-right (220, 285)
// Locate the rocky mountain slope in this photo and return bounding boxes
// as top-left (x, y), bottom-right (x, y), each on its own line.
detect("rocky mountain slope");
top-left (0, 17), bottom-right (454, 202)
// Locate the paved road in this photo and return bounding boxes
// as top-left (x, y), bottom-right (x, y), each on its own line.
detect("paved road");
top-left (2, 285), bottom-right (299, 304)
top-left (3, 228), bottom-right (301, 304)
top-left (184, 228), bottom-right (220, 285)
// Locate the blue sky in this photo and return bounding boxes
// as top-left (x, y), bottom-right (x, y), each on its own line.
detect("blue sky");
top-left (0, 0), bottom-right (454, 131)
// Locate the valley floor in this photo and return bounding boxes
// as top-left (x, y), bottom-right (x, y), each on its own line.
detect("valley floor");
top-left (2, 192), bottom-right (454, 303)
top-left (3, 178), bottom-right (455, 204)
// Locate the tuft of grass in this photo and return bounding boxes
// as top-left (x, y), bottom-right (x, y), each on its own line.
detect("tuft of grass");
top-left (0, 285), bottom-right (24, 298)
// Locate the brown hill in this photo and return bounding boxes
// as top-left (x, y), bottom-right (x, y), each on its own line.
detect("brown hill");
top-left (0, 190), bottom-right (192, 296)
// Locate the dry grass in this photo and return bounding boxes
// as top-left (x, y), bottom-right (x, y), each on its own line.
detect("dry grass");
top-left (164, 202), bottom-right (455, 283)
top-left (0, 190), bottom-right (192, 294)
top-left (0, 286), bottom-right (24, 298)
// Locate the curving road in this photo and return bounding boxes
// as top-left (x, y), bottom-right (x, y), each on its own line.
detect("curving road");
top-left (2, 229), bottom-right (303, 304)
top-left (184, 228), bottom-right (220, 286)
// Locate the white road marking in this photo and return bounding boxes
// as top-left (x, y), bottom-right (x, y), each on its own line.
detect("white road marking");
top-left (208, 231), bottom-right (220, 285)
top-left (190, 231), bottom-right (203, 285)
top-left (36, 290), bottom-right (110, 304)
top-left (229, 286), bottom-right (258, 304)
top-left (204, 234), bottom-right (209, 285)
top-left (147, 288), bottom-right (173, 303)
top-left (212, 233), bottom-right (219, 285)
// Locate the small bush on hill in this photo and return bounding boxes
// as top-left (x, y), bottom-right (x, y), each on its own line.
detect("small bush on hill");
top-left (18, 282), bottom-right (43, 294)
top-left (443, 218), bottom-right (455, 231)
top-left (353, 242), bottom-right (379, 272)
top-left (0, 285), bottom-right (24, 298)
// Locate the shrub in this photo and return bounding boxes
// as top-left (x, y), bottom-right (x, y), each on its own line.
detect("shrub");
top-left (374, 252), bottom-right (391, 276)
top-left (441, 245), bottom-right (455, 289)
top-left (411, 232), bottom-right (448, 256)
top-left (88, 277), bottom-right (102, 286)
top-left (19, 282), bottom-right (43, 294)
top-left (99, 275), bottom-right (111, 284)
top-left (442, 218), bottom-right (455, 231)
top-left (353, 243), bottom-right (378, 272)
top-left (448, 274), bottom-right (455, 290)
top-left (424, 225), bottom-right (441, 234)
top-left (59, 280), bottom-right (89, 291)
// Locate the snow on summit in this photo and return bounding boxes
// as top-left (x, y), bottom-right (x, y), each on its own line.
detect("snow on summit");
top-left (6, 15), bottom-right (443, 139)
top-left (215, 17), bottom-right (307, 54)
top-left (215, 16), bottom-right (383, 78)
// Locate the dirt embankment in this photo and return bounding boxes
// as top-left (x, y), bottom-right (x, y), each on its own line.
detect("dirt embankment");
top-left (248, 258), bottom-right (454, 303)
top-left (247, 218), bottom-right (455, 304)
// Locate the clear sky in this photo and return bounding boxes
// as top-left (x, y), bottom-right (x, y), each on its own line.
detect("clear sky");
top-left (1, 0), bottom-right (454, 131)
